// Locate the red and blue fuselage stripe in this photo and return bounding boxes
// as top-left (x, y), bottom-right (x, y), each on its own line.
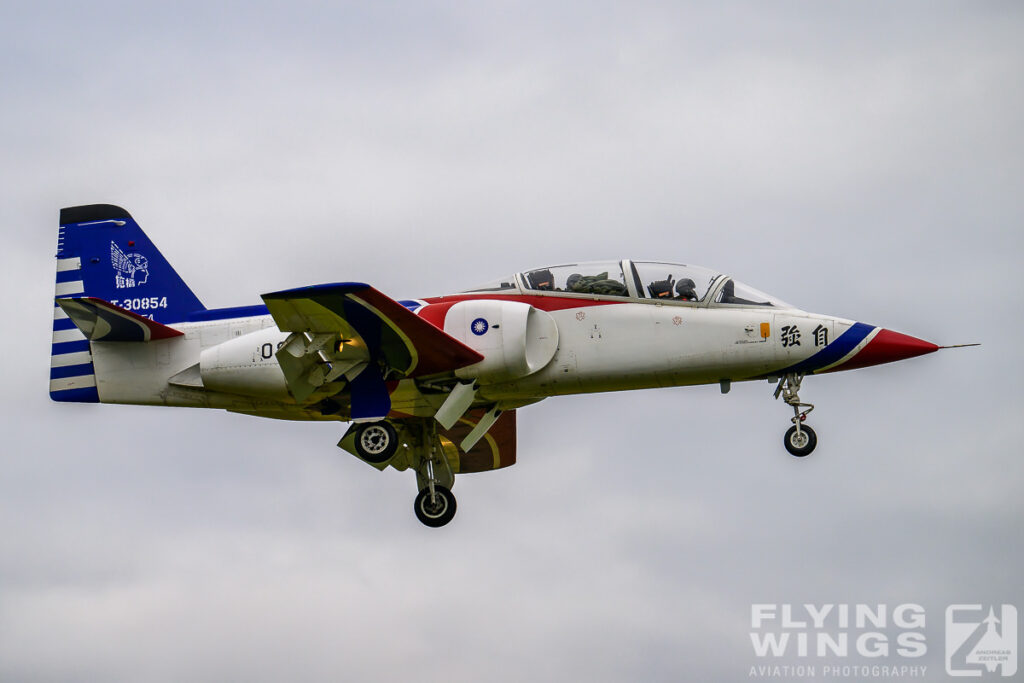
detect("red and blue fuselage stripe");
top-left (779, 322), bottom-right (875, 375)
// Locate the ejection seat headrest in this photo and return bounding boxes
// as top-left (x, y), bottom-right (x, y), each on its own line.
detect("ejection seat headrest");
top-left (527, 269), bottom-right (555, 291)
top-left (648, 275), bottom-right (674, 298)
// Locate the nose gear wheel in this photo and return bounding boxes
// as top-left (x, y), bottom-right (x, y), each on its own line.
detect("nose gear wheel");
top-left (784, 424), bottom-right (817, 457)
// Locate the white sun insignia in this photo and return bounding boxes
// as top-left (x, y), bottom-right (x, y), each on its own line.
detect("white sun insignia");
top-left (471, 317), bottom-right (489, 336)
top-left (111, 241), bottom-right (150, 289)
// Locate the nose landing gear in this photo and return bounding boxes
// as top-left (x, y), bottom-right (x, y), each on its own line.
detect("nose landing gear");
top-left (775, 373), bottom-right (817, 457)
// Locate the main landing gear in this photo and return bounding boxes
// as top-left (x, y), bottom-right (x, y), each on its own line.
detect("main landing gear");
top-left (414, 481), bottom-right (457, 528)
top-left (775, 373), bottom-right (817, 457)
top-left (411, 420), bottom-right (457, 528)
top-left (352, 421), bottom-right (399, 464)
top-left (341, 418), bottom-right (458, 527)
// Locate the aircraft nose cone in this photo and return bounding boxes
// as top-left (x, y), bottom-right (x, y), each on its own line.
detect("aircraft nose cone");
top-left (841, 328), bottom-right (939, 371)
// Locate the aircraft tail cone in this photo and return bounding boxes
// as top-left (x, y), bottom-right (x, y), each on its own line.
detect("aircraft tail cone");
top-left (839, 328), bottom-right (940, 371)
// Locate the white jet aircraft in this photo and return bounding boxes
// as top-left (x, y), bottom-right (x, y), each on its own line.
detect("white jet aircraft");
top-left (51, 205), bottom-right (966, 527)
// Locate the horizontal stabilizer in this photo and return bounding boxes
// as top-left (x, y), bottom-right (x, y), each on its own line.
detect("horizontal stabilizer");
top-left (56, 297), bottom-right (184, 342)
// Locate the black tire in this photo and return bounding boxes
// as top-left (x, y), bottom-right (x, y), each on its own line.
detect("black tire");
top-left (414, 485), bottom-right (457, 528)
top-left (784, 424), bottom-right (817, 457)
top-left (353, 421), bottom-right (399, 464)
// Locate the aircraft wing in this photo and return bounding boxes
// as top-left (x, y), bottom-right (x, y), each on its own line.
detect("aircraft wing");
top-left (261, 282), bottom-right (484, 419)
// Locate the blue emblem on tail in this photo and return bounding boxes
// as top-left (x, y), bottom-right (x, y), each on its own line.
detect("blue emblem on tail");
top-left (110, 241), bottom-right (150, 288)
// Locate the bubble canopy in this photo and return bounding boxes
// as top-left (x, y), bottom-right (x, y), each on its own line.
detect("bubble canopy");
top-left (461, 260), bottom-right (793, 308)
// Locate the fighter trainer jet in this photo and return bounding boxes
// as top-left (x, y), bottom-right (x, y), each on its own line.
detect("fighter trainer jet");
top-left (50, 205), bottom-right (971, 526)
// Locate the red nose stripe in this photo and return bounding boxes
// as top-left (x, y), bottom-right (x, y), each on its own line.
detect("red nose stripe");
top-left (839, 329), bottom-right (939, 371)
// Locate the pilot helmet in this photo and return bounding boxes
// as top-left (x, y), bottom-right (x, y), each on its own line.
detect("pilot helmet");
top-left (676, 278), bottom-right (697, 300)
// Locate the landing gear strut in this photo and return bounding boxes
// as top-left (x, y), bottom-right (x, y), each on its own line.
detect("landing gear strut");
top-left (412, 420), bottom-right (457, 528)
top-left (775, 373), bottom-right (817, 457)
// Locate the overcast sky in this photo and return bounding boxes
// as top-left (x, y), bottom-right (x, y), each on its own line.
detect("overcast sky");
top-left (1, 2), bottom-right (1022, 681)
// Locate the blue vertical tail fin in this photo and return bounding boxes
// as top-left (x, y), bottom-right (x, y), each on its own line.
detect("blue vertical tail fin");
top-left (50, 204), bottom-right (205, 402)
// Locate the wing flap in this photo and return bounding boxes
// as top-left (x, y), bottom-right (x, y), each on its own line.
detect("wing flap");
top-left (261, 283), bottom-right (484, 379)
top-left (261, 283), bottom-right (484, 419)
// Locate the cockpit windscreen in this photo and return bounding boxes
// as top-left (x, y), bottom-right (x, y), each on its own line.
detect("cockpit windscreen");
top-left (521, 261), bottom-right (630, 297)
top-left (714, 278), bottom-right (792, 308)
top-left (632, 262), bottom-right (720, 301)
